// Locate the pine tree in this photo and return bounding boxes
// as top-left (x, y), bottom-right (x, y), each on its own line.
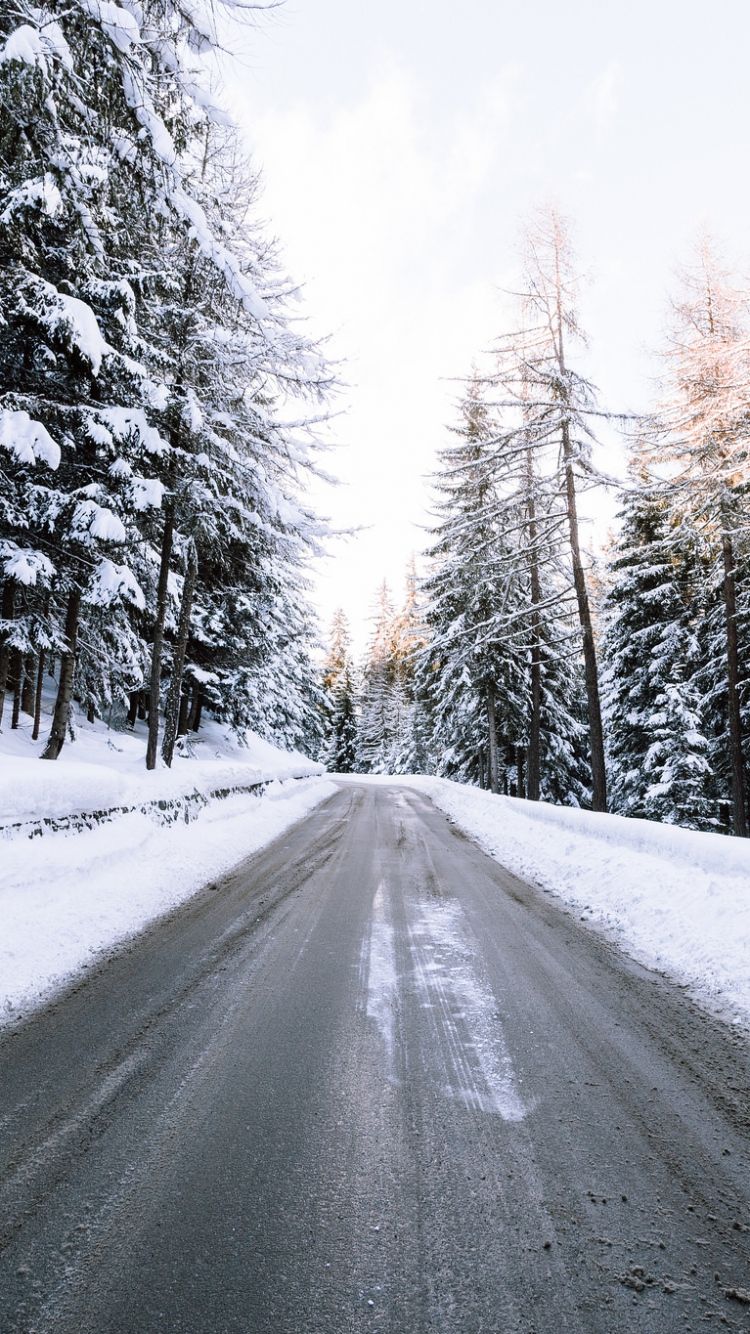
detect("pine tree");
top-left (328, 664), bottom-right (358, 773)
top-left (603, 467), bottom-right (715, 829)
top-left (321, 609), bottom-right (358, 772)
top-left (390, 559), bottom-right (429, 773)
top-left (0, 3), bottom-right (335, 764)
top-left (419, 366), bottom-right (589, 803)
top-left (357, 582), bottom-right (400, 774)
top-left (420, 378), bottom-right (530, 791)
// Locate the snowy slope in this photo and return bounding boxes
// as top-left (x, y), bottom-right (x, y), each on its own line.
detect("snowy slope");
top-left (338, 775), bottom-right (750, 1031)
top-left (0, 704), bottom-right (333, 1026)
top-left (0, 703), bottom-right (322, 828)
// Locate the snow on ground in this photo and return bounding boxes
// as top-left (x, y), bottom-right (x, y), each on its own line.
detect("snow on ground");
top-left (0, 699), bottom-right (332, 1025)
top-left (360, 876), bottom-right (526, 1118)
top-left (1, 698), bottom-right (321, 828)
top-left (338, 774), bottom-right (750, 1031)
top-left (1, 776), bottom-right (336, 1027)
top-left (409, 894), bottom-right (526, 1120)
top-left (361, 881), bottom-right (398, 1077)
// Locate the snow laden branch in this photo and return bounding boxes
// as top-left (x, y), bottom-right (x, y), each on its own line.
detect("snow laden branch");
top-left (0, 0), bottom-right (336, 764)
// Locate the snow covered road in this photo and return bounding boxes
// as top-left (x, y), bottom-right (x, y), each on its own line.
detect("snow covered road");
top-left (1, 782), bottom-right (749, 1332)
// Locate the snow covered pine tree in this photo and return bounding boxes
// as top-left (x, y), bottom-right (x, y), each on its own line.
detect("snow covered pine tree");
top-left (0, 0), bottom-right (333, 764)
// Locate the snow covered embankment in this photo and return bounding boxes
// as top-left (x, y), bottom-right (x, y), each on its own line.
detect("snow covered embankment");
top-left (0, 720), bottom-right (334, 1026)
top-left (0, 720), bottom-right (323, 836)
top-left (401, 778), bottom-right (750, 1031)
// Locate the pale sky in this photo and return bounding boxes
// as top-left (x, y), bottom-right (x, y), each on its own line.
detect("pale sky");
top-left (221, 0), bottom-right (750, 650)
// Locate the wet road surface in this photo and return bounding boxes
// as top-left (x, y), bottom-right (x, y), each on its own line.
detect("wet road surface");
top-left (1, 781), bottom-right (750, 1332)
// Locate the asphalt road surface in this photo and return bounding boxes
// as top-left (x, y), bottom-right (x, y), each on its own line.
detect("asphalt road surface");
top-left (2, 781), bottom-right (750, 1334)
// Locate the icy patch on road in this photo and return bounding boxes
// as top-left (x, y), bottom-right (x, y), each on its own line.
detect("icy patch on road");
top-left (360, 876), bottom-right (526, 1121)
top-left (340, 777), bottom-right (750, 1032)
top-left (362, 882), bottom-right (398, 1075)
top-left (385, 776), bottom-right (750, 1031)
top-left (409, 897), bottom-right (526, 1121)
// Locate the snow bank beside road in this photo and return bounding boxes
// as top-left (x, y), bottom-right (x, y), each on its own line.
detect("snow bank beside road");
top-left (0, 705), bottom-right (331, 1025)
top-left (0, 777), bottom-right (336, 1026)
top-left (344, 776), bottom-right (750, 1030)
top-left (0, 715), bottom-right (321, 829)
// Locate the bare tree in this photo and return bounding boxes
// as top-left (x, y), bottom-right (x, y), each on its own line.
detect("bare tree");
top-left (656, 237), bottom-right (750, 836)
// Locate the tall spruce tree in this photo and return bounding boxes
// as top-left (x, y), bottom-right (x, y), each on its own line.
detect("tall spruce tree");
top-left (0, 2), bottom-right (334, 764)
top-left (321, 609), bottom-right (358, 772)
top-left (391, 559), bottom-right (430, 774)
top-left (603, 466), bottom-right (715, 829)
top-left (357, 582), bottom-right (399, 774)
top-left (420, 378), bottom-right (529, 791)
top-left (421, 371), bottom-right (588, 802)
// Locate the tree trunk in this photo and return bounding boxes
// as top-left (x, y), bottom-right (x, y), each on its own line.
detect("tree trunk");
top-left (486, 681), bottom-right (500, 794)
top-left (162, 539), bottom-right (198, 767)
top-left (177, 687), bottom-right (191, 737)
top-left (185, 684), bottom-right (198, 730)
top-left (22, 655), bottom-right (35, 715)
top-left (516, 744), bottom-right (526, 800)
top-left (11, 651), bottom-right (22, 728)
top-left (127, 692), bottom-right (139, 729)
top-left (721, 526), bottom-right (748, 837)
top-left (32, 650), bottom-right (45, 740)
top-left (549, 226), bottom-right (606, 811)
top-left (562, 421), bottom-right (607, 811)
top-left (189, 688), bottom-right (203, 734)
top-left (478, 747), bottom-right (486, 790)
top-left (526, 449), bottom-right (542, 801)
top-left (42, 587), bottom-right (81, 760)
top-left (0, 580), bottom-right (16, 726)
top-left (146, 503), bottom-right (175, 771)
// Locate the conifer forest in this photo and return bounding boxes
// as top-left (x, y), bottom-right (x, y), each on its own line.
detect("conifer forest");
top-left (2, 2), bottom-right (749, 840)
top-left (0, 0), bottom-right (332, 770)
top-left (321, 219), bottom-right (750, 839)
top-left (3, 6), bottom-right (750, 1332)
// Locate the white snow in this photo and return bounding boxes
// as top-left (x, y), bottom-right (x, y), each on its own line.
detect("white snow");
top-left (338, 775), bottom-right (750, 1032)
top-left (75, 0), bottom-right (140, 55)
top-left (362, 881), bottom-right (398, 1073)
top-left (409, 895), bottom-right (526, 1120)
top-left (0, 541), bottom-right (55, 588)
top-left (0, 24), bottom-right (45, 67)
top-left (1, 707), bottom-right (323, 828)
top-left (36, 16), bottom-right (74, 71)
top-left (33, 285), bottom-right (108, 375)
top-left (0, 408), bottom-right (60, 469)
top-left (360, 875), bottom-right (525, 1118)
top-left (171, 186), bottom-right (268, 319)
top-left (84, 557), bottom-right (144, 608)
top-left (0, 173), bottom-right (63, 223)
top-left (55, 293), bottom-right (107, 374)
top-left (0, 705), bottom-right (330, 1025)
top-left (72, 498), bottom-right (127, 544)
top-left (182, 388), bottom-right (204, 433)
top-left (131, 476), bottom-right (165, 510)
top-left (95, 406), bottom-right (169, 456)
top-left (2, 15), bottom-right (76, 73)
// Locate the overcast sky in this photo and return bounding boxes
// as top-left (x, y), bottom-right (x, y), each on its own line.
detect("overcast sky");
top-left (221, 0), bottom-right (750, 649)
